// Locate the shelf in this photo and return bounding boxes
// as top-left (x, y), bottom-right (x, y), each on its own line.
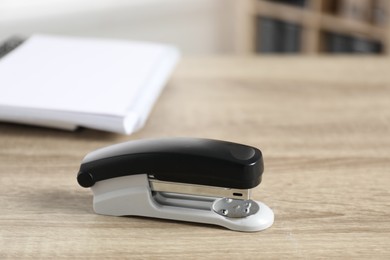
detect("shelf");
top-left (320, 14), bottom-right (388, 41)
top-left (256, 0), bottom-right (318, 26)
top-left (239, 0), bottom-right (390, 55)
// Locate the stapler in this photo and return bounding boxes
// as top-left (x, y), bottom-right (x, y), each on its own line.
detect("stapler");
top-left (77, 138), bottom-right (274, 232)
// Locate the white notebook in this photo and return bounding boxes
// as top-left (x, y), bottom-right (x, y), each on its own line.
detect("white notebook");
top-left (0, 34), bottom-right (180, 134)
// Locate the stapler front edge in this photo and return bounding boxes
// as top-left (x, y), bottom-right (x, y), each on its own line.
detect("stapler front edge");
top-left (77, 138), bottom-right (274, 232)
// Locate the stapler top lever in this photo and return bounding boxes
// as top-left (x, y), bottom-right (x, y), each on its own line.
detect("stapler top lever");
top-left (77, 138), bottom-right (274, 232)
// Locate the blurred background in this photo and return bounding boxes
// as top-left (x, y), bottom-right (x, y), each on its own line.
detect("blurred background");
top-left (0, 0), bottom-right (389, 55)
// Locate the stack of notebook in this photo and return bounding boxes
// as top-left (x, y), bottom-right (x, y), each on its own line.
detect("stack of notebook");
top-left (0, 34), bottom-right (180, 134)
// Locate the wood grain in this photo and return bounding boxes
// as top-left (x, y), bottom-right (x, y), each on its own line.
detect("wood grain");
top-left (1, 56), bottom-right (389, 258)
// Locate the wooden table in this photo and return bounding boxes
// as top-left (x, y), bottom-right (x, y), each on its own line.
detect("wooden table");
top-left (1, 57), bottom-right (389, 258)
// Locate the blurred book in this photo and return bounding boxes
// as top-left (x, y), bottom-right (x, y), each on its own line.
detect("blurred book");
top-left (264, 0), bottom-right (306, 8)
top-left (0, 34), bottom-right (180, 134)
top-left (257, 17), bottom-right (279, 53)
top-left (338, 0), bottom-right (371, 21)
top-left (325, 32), bottom-right (382, 53)
top-left (257, 17), bottom-right (301, 53)
top-left (282, 22), bottom-right (301, 53)
top-left (372, 0), bottom-right (388, 26)
top-left (326, 33), bottom-right (351, 53)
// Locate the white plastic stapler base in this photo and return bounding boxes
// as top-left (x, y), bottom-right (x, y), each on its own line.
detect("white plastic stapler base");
top-left (91, 174), bottom-right (274, 232)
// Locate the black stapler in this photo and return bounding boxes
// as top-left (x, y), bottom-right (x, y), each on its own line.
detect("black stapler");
top-left (77, 137), bottom-right (274, 232)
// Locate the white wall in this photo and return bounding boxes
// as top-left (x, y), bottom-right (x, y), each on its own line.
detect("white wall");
top-left (0, 0), bottom-right (237, 54)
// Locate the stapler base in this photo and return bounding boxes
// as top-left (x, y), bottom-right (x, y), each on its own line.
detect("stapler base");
top-left (91, 174), bottom-right (274, 232)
